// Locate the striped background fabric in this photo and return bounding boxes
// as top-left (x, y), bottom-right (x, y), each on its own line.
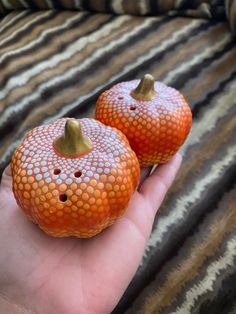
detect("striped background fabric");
top-left (225, 0), bottom-right (236, 35)
top-left (0, 5), bottom-right (236, 314)
top-left (0, 0), bottom-right (230, 30)
top-left (0, 0), bottom-right (225, 17)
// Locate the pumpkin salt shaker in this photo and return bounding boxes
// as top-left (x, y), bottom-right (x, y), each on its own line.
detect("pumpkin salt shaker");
top-left (11, 118), bottom-right (140, 238)
top-left (96, 74), bottom-right (192, 167)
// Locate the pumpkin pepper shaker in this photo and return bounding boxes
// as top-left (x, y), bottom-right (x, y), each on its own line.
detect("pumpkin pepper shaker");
top-left (96, 74), bottom-right (192, 167)
top-left (11, 118), bottom-right (140, 238)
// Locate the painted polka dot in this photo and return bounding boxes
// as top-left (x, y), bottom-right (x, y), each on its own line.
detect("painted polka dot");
top-left (60, 173), bottom-right (67, 180)
top-left (66, 178), bottom-right (73, 185)
top-left (87, 186), bottom-right (94, 193)
top-left (36, 174), bottom-right (42, 180)
top-left (34, 168), bottom-right (40, 174)
top-left (59, 184), bottom-right (67, 192)
top-left (104, 168), bottom-right (110, 174)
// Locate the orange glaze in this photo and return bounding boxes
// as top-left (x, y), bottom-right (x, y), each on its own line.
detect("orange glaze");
top-left (11, 118), bottom-right (140, 238)
top-left (96, 78), bottom-right (192, 167)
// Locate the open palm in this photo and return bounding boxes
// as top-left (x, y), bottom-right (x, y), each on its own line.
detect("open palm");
top-left (0, 154), bottom-right (181, 314)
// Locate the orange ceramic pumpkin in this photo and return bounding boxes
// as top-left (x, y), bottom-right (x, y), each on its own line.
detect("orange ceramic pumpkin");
top-left (11, 118), bottom-right (140, 238)
top-left (96, 74), bottom-right (192, 167)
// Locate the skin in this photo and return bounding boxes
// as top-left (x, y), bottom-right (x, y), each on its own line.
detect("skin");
top-left (0, 154), bottom-right (182, 314)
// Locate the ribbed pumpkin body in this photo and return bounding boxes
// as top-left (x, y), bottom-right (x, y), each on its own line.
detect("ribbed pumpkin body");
top-left (11, 118), bottom-right (140, 238)
top-left (96, 77), bottom-right (192, 167)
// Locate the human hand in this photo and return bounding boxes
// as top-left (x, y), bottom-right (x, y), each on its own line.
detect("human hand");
top-left (0, 154), bottom-right (182, 314)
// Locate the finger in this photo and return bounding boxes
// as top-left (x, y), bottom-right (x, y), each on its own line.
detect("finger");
top-left (139, 153), bottom-right (182, 210)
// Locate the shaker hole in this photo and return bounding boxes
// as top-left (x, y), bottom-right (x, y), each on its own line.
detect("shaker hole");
top-left (54, 169), bottom-right (61, 175)
top-left (59, 194), bottom-right (67, 202)
top-left (74, 171), bottom-right (82, 178)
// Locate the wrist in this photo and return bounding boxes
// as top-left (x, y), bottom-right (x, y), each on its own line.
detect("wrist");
top-left (0, 294), bottom-right (31, 314)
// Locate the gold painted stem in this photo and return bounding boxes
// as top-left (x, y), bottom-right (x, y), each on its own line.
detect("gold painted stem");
top-left (131, 74), bottom-right (158, 100)
top-left (54, 119), bottom-right (92, 157)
